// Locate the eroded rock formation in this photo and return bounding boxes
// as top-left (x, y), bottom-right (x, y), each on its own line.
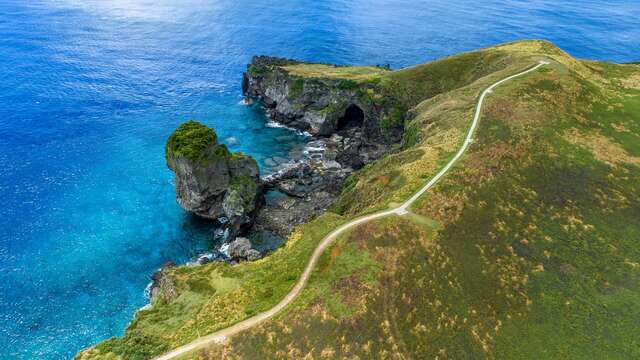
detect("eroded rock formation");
top-left (166, 121), bottom-right (263, 237)
top-left (243, 57), bottom-right (402, 238)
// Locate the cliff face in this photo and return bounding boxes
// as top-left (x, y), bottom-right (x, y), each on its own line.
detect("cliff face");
top-left (243, 57), bottom-right (406, 237)
top-left (166, 121), bottom-right (262, 236)
top-left (243, 56), bottom-right (401, 143)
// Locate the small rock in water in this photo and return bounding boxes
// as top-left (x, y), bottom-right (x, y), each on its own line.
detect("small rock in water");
top-left (227, 237), bottom-right (263, 262)
top-left (196, 254), bottom-right (213, 265)
top-left (288, 149), bottom-right (304, 160)
top-left (273, 156), bottom-right (288, 165)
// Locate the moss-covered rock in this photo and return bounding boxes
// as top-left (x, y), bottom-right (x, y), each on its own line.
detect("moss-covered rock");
top-left (165, 121), bottom-right (262, 235)
top-left (165, 120), bottom-right (220, 164)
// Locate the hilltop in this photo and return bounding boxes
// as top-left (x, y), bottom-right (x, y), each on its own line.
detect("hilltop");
top-left (79, 40), bottom-right (640, 359)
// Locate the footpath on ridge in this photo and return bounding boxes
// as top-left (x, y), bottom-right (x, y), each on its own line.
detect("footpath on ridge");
top-left (154, 60), bottom-right (548, 360)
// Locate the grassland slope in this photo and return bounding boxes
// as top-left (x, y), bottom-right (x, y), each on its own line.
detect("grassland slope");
top-left (79, 40), bottom-right (640, 359)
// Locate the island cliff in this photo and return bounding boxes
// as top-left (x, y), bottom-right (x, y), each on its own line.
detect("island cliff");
top-left (165, 121), bottom-right (262, 239)
top-left (242, 56), bottom-right (402, 168)
top-left (243, 57), bottom-right (408, 236)
top-left (165, 59), bottom-right (413, 253)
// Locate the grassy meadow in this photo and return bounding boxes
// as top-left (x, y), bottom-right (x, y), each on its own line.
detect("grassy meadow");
top-left (80, 40), bottom-right (640, 359)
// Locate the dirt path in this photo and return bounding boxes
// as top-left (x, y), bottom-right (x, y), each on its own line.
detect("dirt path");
top-left (154, 61), bottom-right (546, 360)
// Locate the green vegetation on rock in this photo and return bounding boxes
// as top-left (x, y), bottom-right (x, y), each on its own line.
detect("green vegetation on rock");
top-left (288, 78), bottom-right (304, 98)
top-left (336, 79), bottom-right (359, 90)
top-left (165, 120), bottom-right (220, 164)
top-left (247, 64), bottom-right (267, 76)
top-left (229, 175), bottom-right (259, 208)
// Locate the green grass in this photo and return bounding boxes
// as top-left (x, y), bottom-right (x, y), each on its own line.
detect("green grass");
top-left (190, 41), bottom-right (640, 359)
top-left (288, 78), bottom-right (304, 98)
top-left (81, 40), bottom-right (640, 360)
top-left (380, 49), bottom-right (511, 110)
top-left (336, 79), bottom-right (359, 90)
top-left (165, 121), bottom-right (227, 165)
top-left (79, 213), bottom-right (349, 360)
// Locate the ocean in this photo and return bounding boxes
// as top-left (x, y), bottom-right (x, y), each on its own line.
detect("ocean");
top-left (0, 0), bottom-right (638, 358)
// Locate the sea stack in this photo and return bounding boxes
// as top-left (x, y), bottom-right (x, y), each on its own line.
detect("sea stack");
top-left (165, 120), bottom-right (263, 237)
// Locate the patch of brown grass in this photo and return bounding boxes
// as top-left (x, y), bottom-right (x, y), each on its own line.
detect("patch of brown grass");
top-left (564, 128), bottom-right (640, 166)
top-left (281, 64), bottom-right (389, 81)
top-left (620, 73), bottom-right (640, 89)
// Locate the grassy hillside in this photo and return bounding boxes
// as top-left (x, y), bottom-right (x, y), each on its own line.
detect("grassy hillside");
top-left (80, 40), bottom-right (640, 359)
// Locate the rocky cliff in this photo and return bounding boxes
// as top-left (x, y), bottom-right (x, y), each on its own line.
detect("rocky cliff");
top-left (242, 56), bottom-right (404, 167)
top-left (166, 121), bottom-right (262, 237)
top-left (241, 57), bottom-right (411, 237)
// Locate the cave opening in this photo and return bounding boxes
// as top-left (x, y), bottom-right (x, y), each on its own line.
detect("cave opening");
top-left (336, 104), bottom-right (364, 131)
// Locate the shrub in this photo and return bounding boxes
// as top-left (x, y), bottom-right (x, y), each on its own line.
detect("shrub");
top-left (165, 120), bottom-right (218, 163)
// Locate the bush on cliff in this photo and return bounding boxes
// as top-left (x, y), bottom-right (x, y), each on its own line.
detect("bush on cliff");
top-left (165, 120), bottom-right (222, 164)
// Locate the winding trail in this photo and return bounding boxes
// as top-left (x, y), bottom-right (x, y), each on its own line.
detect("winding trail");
top-left (154, 61), bottom-right (546, 360)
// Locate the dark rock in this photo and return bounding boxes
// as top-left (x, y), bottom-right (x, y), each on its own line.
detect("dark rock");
top-left (254, 190), bottom-right (336, 238)
top-left (196, 254), bottom-right (212, 265)
top-left (227, 237), bottom-right (263, 261)
top-left (244, 56), bottom-right (387, 139)
top-left (148, 262), bottom-right (177, 304)
top-left (166, 121), bottom-right (263, 238)
top-left (194, 250), bottom-right (226, 265)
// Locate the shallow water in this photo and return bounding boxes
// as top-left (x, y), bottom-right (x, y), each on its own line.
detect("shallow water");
top-left (0, 0), bottom-right (638, 358)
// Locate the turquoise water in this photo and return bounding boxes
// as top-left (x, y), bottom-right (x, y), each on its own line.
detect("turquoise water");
top-left (0, 0), bottom-right (638, 358)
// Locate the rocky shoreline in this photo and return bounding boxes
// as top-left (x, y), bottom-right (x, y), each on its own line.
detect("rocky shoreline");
top-left (149, 56), bottom-right (403, 302)
top-left (244, 55), bottom-right (399, 240)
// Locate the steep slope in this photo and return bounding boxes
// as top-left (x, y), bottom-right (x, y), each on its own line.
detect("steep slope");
top-left (79, 40), bottom-right (640, 359)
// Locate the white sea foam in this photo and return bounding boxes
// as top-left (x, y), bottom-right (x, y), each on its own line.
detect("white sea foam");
top-left (265, 120), bottom-right (288, 129)
top-left (219, 243), bottom-right (230, 256)
top-left (265, 120), bottom-right (311, 137)
top-left (143, 282), bottom-right (153, 299)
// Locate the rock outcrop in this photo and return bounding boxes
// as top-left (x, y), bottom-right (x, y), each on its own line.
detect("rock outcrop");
top-left (243, 57), bottom-right (402, 238)
top-left (227, 237), bottom-right (262, 261)
top-left (147, 262), bottom-right (177, 304)
top-left (166, 121), bottom-right (263, 237)
top-left (243, 56), bottom-right (403, 146)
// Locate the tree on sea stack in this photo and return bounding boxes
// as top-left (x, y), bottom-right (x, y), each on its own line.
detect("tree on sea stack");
top-left (165, 120), bottom-right (263, 238)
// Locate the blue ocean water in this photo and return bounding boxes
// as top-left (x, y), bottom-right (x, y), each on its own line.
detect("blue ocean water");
top-left (0, 0), bottom-right (637, 358)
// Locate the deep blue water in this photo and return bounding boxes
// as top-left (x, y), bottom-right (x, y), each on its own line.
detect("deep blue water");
top-left (0, 0), bottom-right (638, 358)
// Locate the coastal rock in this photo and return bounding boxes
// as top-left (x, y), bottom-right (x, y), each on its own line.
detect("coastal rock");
top-left (148, 262), bottom-right (177, 304)
top-left (243, 56), bottom-right (399, 173)
top-left (166, 121), bottom-right (263, 236)
top-left (194, 251), bottom-right (226, 265)
top-left (227, 237), bottom-right (262, 261)
top-left (241, 57), bottom-right (403, 239)
top-left (254, 190), bottom-right (336, 237)
top-left (243, 56), bottom-right (394, 139)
